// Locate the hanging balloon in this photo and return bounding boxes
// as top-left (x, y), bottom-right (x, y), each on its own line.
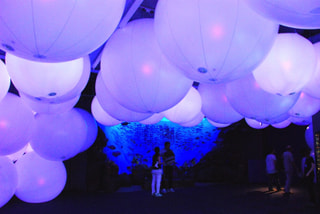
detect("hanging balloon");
top-left (253, 33), bottom-right (316, 96)
top-left (179, 112), bottom-right (204, 127)
top-left (91, 96), bottom-right (122, 126)
top-left (256, 113), bottom-right (290, 125)
top-left (289, 116), bottom-right (312, 126)
top-left (271, 120), bottom-right (291, 129)
top-left (20, 92), bottom-right (80, 114)
top-left (288, 92), bottom-right (320, 118)
top-left (0, 0), bottom-right (125, 62)
top-left (139, 113), bottom-right (164, 125)
top-left (164, 87), bottom-right (202, 124)
top-left (6, 144), bottom-right (33, 163)
top-left (0, 156), bottom-right (18, 208)
top-left (30, 109), bottom-right (87, 161)
top-left (305, 125), bottom-right (315, 151)
top-left (154, 0), bottom-right (279, 84)
top-left (245, 118), bottom-right (269, 129)
top-left (0, 60), bottom-right (10, 102)
top-left (244, 0), bottom-right (320, 29)
top-left (0, 93), bottom-right (35, 156)
top-left (226, 74), bottom-right (300, 122)
top-left (75, 108), bottom-right (98, 153)
top-left (15, 152), bottom-right (66, 203)
top-left (207, 118), bottom-right (231, 128)
top-left (100, 18), bottom-right (193, 113)
top-left (6, 53), bottom-right (86, 98)
top-left (303, 42), bottom-right (320, 99)
top-left (95, 73), bottom-right (152, 122)
top-left (198, 83), bottom-right (243, 124)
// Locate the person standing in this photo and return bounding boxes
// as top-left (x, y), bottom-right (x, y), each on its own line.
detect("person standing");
top-left (161, 141), bottom-right (175, 193)
top-left (303, 149), bottom-right (316, 204)
top-left (265, 149), bottom-right (281, 191)
top-left (151, 147), bottom-right (163, 197)
top-left (283, 145), bottom-right (296, 196)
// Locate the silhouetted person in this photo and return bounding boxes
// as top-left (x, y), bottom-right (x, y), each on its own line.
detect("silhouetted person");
top-left (265, 149), bottom-right (281, 191)
top-left (303, 149), bottom-right (316, 204)
top-left (161, 141), bottom-right (175, 193)
top-left (283, 145), bottom-right (296, 196)
top-left (151, 147), bottom-right (163, 197)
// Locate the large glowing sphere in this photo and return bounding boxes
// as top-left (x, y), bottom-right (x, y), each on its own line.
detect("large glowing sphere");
top-left (164, 87), bottom-right (202, 124)
top-left (305, 125), bottom-right (314, 151)
top-left (271, 120), bottom-right (291, 129)
top-left (207, 119), bottom-right (231, 128)
top-left (303, 42), bottom-right (320, 99)
top-left (15, 152), bottom-right (66, 203)
top-left (0, 156), bottom-right (18, 208)
top-left (245, 0), bottom-right (320, 29)
top-left (95, 73), bottom-right (152, 122)
top-left (253, 33), bottom-right (316, 96)
top-left (140, 113), bottom-right (164, 125)
top-left (288, 92), bottom-right (320, 118)
top-left (226, 74), bottom-right (300, 122)
top-left (76, 108), bottom-right (98, 153)
top-left (101, 19), bottom-right (193, 113)
top-left (6, 53), bottom-right (86, 98)
top-left (256, 113), bottom-right (290, 125)
top-left (245, 118), bottom-right (269, 129)
top-left (30, 109), bottom-right (87, 161)
top-left (154, 0), bottom-right (279, 84)
top-left (0, 93), bottom-right (35, 156)
top-left (289, 116), bottom-right (312, 126)
top-left (0, 0), bottom-right (125, 62)
top-left (179, 112), bottom-right (204, 127)
top-left (0, 60), bottom-right (10, 102)
top-left (20, 92), bottom-right (80, 114)
top-left (91, 96), bottom-right (122, 126)
top-left (198, 83), bottom-right (243, 124)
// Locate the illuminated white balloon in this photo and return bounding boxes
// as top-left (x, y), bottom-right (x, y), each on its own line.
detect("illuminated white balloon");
top-left (253, 33), bottom-right (317, 96)
top-left (179, 112), bottom-right (204, 127)
top-left (91, 96), bottom-right (122, 126)
top-left (0, 156), bottom-right (18, 208)
top-left (198, 83), bottom-right (243, 124)
top-left (76, 108), bottom-right (98, 153)
top-left (226, 74), bottom-right (300, 122)
top-left (30, 109), bottom-right (87, 161)
top-left (20, 92), bottom-right (80, 114)
top-left (6, 53), bottom-right (86, 98)
top-left (140, 113), bottom-right (164, 125)
top-left (305, 125), bottom-right (314, 151)
top-left (0, 93), bottom-right (35, 156)
top-left (15, 152), bottom-right (66, 203)
top-left (256, 113), bottom-right (290, 125)
top-left (101, 19), bottom-right (193, 113)
top-left (245, 0), bottom-right (320, 29)
top-left (207, 119), bottom-right (231, 128)
top-left (0, 0), bottom-right (125, 62)
top-left (0, 60), bottom-right (10, 102)
top-left (245, 118), bottom-right (269, 129)
top-left (303, 42), bottom-right (320, 99)
top-left (288, 92), bottom-right (320, 118)
top-left (271, 120), bottom-right (291, 129)
top-left (154, 0), bottom-right (279, 83)
top-left (6, 144), bottom-right (33, 163)
top-left (164, 87), bottom-right (202, 124)
top-left (95, 73), bottom-right (152, 122)
top-left (289, 116), bottom-right (312, 126)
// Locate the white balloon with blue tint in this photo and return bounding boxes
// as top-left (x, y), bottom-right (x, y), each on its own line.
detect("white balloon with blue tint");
top-left (288, 92), bottom-right (320, 118)
top-left (91, 96), bottom-right (122, 126)
top-left (0, 60), bottom-right (10, 102)
top-left (0, 156), bottom-right (18, 208)
top-left (245, 118), bottom-right (269, 129)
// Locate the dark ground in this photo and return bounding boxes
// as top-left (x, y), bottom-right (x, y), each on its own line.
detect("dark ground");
top-left (1, 183), bottom-right (320, 214)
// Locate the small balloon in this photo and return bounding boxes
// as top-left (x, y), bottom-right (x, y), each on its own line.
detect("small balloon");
top-left (91, 96), bottom-right (122, 126)
top-left (245, 118), bottom-right (269, 129)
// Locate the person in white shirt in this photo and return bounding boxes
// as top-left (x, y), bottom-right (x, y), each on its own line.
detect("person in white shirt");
top-left (265, 149), bottom-right (281, 191)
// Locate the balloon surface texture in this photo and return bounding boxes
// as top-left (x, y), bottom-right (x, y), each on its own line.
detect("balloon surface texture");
top-left (0, 156), bottom-right (18, 208)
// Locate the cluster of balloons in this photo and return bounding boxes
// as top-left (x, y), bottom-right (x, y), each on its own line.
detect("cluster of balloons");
top-left (1, 0), bottom-right (320, 208)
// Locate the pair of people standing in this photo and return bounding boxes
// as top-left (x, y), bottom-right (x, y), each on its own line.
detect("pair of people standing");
top-left (151, 141), bottom-right (175, 197)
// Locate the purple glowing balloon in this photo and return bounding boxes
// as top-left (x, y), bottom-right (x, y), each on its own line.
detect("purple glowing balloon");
top-left (271, 120), bottom-right (291, 129)
top-left (226, 74), bottom-right (300, 122)
top-left (95, 73), bottom-right (152, 122)
top-left (305, 125), bottom-right (314, 151)
top-left (207, 118), bottom-right (231, 128)
top-left (0, 93), bottom-right (35, 156)
top-left (245, 0), bottom-right (320, 29)
top-left (154, 0), bottom-right (279, 83)
top-left (30, 109), bottom-right (87, 161)
top-left (179, 112), bottom-right (204, 127)
top-left (91, 96), bottom-right (122, 126)
top-left (0, 0), bottom-right (125, 62)
top-left (288, 92), bottom-right (320, 118)
top-left (198, 83), bottom-right (243, 124)
top-left (245, 118), bottom-right (269, 129)
top-left (289, 116), bottom-right (312, 126)
top-left (139, 113), bottom-right (164, 125)
top-left (253, 33), bottom-right (317, 96)
top-left (15, 152), bottom-right (66, 203)
top-left (0, 60), bottom-right (10, 102)
top-left (101, 18), bottom-right (193, 113)
top-left (0, 156), bottom-right (18, 208)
